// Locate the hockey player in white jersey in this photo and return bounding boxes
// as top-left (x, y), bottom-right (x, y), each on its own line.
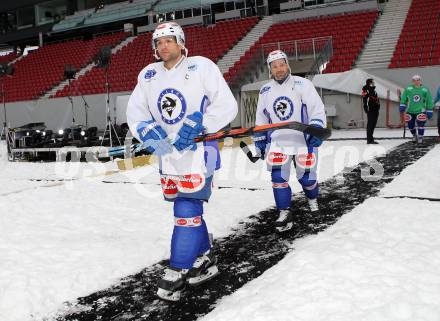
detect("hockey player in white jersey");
top-left (253, 50), bottom-right (327, 232)
top-left (126, 22), bottom-right (238, 301)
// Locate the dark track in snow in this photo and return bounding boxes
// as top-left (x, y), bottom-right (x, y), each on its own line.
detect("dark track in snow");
top-left (56, 139), bottom-right (436, 321)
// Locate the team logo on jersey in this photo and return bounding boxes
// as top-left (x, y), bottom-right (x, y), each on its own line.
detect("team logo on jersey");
top-left (413, 95), bottom-right (421, 103)
top-left (144, 69), bottom-right (156, 80)
top-left (404, 113), bottom-right (412, 122)
top-left (188, 64), bottom-right (198, 71)
top-left (417, 113), bottom-right (427, 121)
top-left (273, 96), bottom-right (294, 121)
top-left (157, 88), bottom-right (187, 124)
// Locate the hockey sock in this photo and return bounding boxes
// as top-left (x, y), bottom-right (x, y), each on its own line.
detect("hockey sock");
top-left (198, 218), bottom-right (211, 255)
top-left (170, 198), bottom-right (206, 269)
top-left (407, 115), bottom-right (416, 136)
top-left (416, 120), bottom-right (426, 137)
top-left (271, 168), bottom-right (292, 209)
top-left (298, 172), bottom-right (319, 199)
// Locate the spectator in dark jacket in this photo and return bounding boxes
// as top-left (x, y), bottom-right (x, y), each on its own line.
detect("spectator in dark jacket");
top-left (361, 78), bottom-right (380, 144)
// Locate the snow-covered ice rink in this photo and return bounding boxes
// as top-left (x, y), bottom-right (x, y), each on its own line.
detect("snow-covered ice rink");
top-left (0, 128), bottom-right (439, 321)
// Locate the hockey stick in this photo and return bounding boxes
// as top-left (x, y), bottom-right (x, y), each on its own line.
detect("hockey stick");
top-left (403, 114), bottom-right (406, 138)
top-left (103, 121), bottom-right (331, 158)
top-left (239, 141), bottom-right (261, 163)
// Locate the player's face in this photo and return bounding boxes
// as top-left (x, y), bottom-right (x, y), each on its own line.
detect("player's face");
top-left (412, 79), bottom-right (421, 87)
top-left (156, 36), bottom-right (182, 63)
top-left (270, 59), bottom-right (290, 80)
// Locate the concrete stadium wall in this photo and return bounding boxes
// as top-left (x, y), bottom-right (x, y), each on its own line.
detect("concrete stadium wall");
top-left (0, 92), bottom-right (131, 131)
top-left (367, 66), bottom-right (440, 97)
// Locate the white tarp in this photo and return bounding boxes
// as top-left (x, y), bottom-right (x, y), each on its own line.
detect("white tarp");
top-left (311, 68), bottom-right (403, 102)
top-left (241, 69), bottom-right (403, 102)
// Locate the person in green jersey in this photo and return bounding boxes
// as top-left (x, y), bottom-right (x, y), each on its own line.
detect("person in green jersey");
top-left (399, 74), bottom-right (433, 143)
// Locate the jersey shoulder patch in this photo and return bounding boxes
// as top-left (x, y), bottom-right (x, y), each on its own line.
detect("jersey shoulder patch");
top-left (260, 86), bottom-right (271, 95)
top-left (139, 63), bottom-right (159, 82)
top-left (144, 68), bottom-right (157, 80)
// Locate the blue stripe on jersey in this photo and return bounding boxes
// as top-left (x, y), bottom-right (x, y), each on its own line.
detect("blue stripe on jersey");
top-left (263, 108), bottom-right (272, 124)
top-left (199, 95), bottom-right (209, 113)
top-left (301, 102), bottom-right (309, 141)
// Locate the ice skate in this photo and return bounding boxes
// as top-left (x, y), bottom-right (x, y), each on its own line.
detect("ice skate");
top-left (275, 209), bottom-right (293, 232)
top-left (308, 198), bottom-right (319, 212)
top-left (187, 250), bottom-right (219, 286)
top-left (157, 267), bottom-right (188, 301)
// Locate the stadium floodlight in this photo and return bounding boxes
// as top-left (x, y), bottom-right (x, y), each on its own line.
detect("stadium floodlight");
top-left (58, 129), bottom-right (64, 135)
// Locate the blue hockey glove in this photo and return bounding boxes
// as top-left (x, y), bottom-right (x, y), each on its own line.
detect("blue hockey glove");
top-left (426, 110), bottom-right (433, 119)
top-left (136, 120), bottom-right (173, 156)
top-left (307, 124), bottom-right (323, 148)
top-left (174, 112), bottom-right (205, 151)
top-left (399, 104), bottom-right (406, 113)
top-left (252, 132), bottom-right (267, 159)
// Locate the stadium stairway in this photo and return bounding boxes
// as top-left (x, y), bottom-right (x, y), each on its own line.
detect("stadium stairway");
top-left (356, 0), bottom-right (412, 69)
top-left (217, 16), bottom-right (274, 75)
top-left (43, 36), bottom-right (137, 99)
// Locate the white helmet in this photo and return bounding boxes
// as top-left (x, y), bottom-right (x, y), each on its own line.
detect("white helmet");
top-left (267, 50), bottom-right (288, 67)
top-left (266, 50), bottom-right (290, 78)
top-left (152, 22), bottom-right (187, 59)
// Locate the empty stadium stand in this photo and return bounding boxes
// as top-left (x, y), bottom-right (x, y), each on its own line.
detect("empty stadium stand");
top-left (224, 10), bottom-right (378, 84)
top-left (2, 32), bottom-right (128, 102)
top-left (0, 52), bottom-right (17, 65)
top-left (52, 16), bottom-right (258, 97)
top-left (389, 0), bottom-right (440, 68)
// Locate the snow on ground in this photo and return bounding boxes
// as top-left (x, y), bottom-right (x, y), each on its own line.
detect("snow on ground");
top-left (380, 144), bottom-right (440, 199)
top-left (201, 198), bottom-right (440, 321)
top-left (0, 133), bottom-right (415, 321)
top-left (329, 127), bottom-right (438, 139)
top-left (201, 144), bottom-right (440, 321)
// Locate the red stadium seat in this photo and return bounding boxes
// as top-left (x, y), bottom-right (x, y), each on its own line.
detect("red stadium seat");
top-left (390, 0), bottom-right (440, 68)
top-left (4, 32), bottom-right (129, 102)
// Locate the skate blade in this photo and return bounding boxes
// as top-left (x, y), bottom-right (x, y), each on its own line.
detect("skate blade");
top-left (187, 265), bottom-right (219, 286)
top-left (157, 288), bottom-right (181, 302)
top-left (276, 222), bottom-right (293, 233)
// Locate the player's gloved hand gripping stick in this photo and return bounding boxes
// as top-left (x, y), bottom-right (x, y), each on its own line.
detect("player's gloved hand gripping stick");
top-left (105, 121), bottom-right (331, 158)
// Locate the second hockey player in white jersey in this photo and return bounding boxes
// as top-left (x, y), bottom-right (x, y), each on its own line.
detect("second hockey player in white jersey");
top-left (253, 50), bottom-right (327, 232)
top-left (126, 22), bottom-right (238, 301)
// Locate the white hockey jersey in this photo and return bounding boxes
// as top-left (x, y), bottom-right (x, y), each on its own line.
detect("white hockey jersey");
top-left (255, 75), bottom-right (327, 155)
top-left (127, 55), bottom-right (238, 175)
